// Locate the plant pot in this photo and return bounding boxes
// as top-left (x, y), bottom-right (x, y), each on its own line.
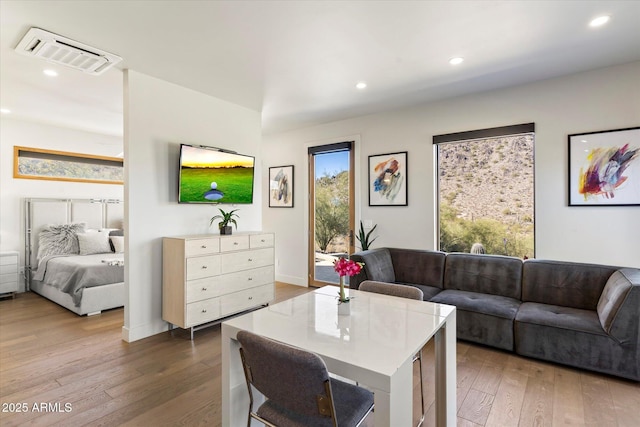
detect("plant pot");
top-left (220, 225), bottom-right (233, 235)
top-left (337, 300), bottom-right (350, 316)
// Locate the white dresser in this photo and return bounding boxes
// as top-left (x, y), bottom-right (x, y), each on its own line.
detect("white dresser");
top-left (0, 251), bottom-right (19, 297)
top-left (162, 232), bottom-right (275, 338)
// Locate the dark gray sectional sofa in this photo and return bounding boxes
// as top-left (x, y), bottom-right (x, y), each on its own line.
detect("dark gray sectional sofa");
top-left (350, 248), bottom-right (640, 381)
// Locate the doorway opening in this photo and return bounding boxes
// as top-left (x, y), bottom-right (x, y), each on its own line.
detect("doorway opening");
top-left (308, 142), bottom-right (355, 287)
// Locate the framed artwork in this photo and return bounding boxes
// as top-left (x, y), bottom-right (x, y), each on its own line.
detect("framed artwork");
top-left (13, 146), bottom-right (123, 185)
top-left (568, 127), bottom-right (640, 206)
top-left (368, 151), bottom-right (408, 206)
top-left (269, 165), bottom-right (294, 208)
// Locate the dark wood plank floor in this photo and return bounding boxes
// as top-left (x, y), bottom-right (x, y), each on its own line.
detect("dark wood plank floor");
top-left (1, 283), bottom-right (638, 426)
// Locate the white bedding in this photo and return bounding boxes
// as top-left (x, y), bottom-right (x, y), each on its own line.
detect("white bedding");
top-left (34, 253), bottom-right (124, 306)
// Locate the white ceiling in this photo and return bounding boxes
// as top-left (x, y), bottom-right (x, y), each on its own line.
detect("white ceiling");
top-left (1, 1), bottom-right (640, 137)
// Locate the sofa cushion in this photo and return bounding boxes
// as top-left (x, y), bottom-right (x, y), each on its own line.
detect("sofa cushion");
top-left (443, 253), bottom-right (522, 299)
top-left (516, 302), bottom-right (605, 336)
top-left (389, 248), bottom-right (445, 288)
top-left (431, 290), bottom-right (521, 351)
top-left (522, 259), bottom-right (618, 310)
top-left (431, 290), bottom-right (521, 319)
top-left (515, 302), bottom-right (639, 381)
top-left (350, 248), bottom-right (395, 285)
top-left (597, 269), bottom-right (636, 334)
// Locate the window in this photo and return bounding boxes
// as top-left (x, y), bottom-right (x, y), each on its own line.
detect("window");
top-left (434, 124), bottom-right (535, 258)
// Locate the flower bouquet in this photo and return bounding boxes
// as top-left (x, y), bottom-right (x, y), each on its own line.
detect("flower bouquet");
top-left (333, 257), bottom-right (364, 305)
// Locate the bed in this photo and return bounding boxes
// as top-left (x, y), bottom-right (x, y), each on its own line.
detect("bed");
top-left (24, 198), bottom-right (125, 316)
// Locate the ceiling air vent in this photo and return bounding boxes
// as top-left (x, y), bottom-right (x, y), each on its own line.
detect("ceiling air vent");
top-left (15, 28), bottom-right (122, 75)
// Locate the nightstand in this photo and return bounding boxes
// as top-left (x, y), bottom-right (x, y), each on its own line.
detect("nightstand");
top-left (0, 251), bottom-right (19, 298)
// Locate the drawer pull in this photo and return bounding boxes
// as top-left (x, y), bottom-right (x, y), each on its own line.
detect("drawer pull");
top-left (202, 287), bottom-right (207, 291)
top-left (201, 245), bottom-right (207, 248)
top-left (202, 265), bottom-right (208, 269)
top-left (233, 242), bottom-right (239, 245)
top-left (248, 258), bottom-right (253, 262)
top-left (202, 309), bottom-right (207, 313)
top-left (261, 239), bottom-right (265, 242)
top-left (248, 296), bottom-right (253, 300)
top-left (248, 277), bottom-right (253, 281)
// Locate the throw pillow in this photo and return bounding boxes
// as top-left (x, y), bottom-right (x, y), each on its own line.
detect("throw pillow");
top-left (37, 223), bottom-right (86, 260)
top-left (110, 236), bottom-right (125, 253)
top-left (77, 231), bottom-right (112, 255)
top-left (108, 229), bottom-right (124, 251)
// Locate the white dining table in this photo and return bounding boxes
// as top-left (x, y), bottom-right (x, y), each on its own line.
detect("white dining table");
top-left (221, 286), bottom-right (456, 426)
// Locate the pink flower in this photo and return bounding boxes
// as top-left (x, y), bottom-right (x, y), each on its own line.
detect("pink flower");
top-left (333, 258), bottom-right (363, 277)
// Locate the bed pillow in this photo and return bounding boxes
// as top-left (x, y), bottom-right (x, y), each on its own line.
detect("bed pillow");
top-left (110, 236), bottom-right (125, 253)
top-left (37, 223), bottom-right (86, 260)
top-left (108, 229), bottom-right (124, 251)
top-left (77, 231), bottom-right (112, 255)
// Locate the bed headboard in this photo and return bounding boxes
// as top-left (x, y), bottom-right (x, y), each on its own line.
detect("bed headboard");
top-left (24, 198), bottom-right (124, 289)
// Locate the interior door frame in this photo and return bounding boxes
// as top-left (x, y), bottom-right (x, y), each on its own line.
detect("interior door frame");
top-left (305, 135), bottom-right (361, 287)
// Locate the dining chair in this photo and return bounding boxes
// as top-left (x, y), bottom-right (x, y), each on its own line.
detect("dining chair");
top-left (237, 330), bottom-right (375, 427)
top-left (358, 280), bottom-right (426, 427)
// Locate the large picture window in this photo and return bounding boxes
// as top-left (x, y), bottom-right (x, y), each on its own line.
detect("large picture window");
top-left (14, 146), bottom-right (123, 185)
top-left (434, 124), bottom-right (535, 258)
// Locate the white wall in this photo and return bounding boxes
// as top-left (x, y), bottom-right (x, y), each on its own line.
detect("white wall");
top-left (263, 61), bottom-right (640, 287)
top-left (0, 118), bottom-right (123, 291)
top-left (123, 70), bottom-right (262, 342)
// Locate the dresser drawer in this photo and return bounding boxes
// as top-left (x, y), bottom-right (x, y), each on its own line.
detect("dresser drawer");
top-left (186, 298), bottom-right (221, 327)
top-left (221, 248), bottom-right (274, 274)
top-left (215, 266), bottom-right (274, 295)
top-left (186, 276), bottom-right (222, 303)
top-left (0, 264), bottom-right (17, 275)
top-left (220, 235), bottom-right (250, 252)
top-left (220, 284), bottom-right (274, 317)
top-left (185, 238), bottom-right (219, 256)
top-left (0, 276), bottom-right (18, 293)
top-left (250, 233), bottom-right (274, 248)
top-left (186, 255), bottom-right (221, 280)
top-left (0, 273), bottom-right (18, 284)
top-left (0, 254), bottom-right (18, 266)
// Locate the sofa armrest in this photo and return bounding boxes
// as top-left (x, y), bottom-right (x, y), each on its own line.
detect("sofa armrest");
top-left (599, 269), bottom-right (640, 346)
top-left (349, 248), bottom-right (395, 290)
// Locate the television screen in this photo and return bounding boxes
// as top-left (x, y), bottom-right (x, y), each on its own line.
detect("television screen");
top-left (178, 144), bottom-right (255, 204)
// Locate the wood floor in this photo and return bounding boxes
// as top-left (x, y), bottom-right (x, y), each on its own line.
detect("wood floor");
top-left (1, 283), bottom-right (638, 427)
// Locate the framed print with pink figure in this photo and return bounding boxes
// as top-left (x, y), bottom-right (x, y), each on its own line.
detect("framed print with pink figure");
top-left (568, 127), bottom-right (639, 206)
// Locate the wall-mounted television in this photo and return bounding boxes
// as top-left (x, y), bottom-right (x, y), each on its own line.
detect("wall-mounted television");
top-left (178, 144), bottom-right (255, 204)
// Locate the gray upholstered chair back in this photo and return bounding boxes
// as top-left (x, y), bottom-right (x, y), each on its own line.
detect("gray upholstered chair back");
top-left (358, 279), bottom-right (426, 426)
top-left (359, 280), bottom-right (424, 300)
top-left (237, 330), bottom-right (332, 419)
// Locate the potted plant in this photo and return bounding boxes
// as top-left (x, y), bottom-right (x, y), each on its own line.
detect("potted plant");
top-left (356, 221), bottom-right (377, 250)
top-left (210, 208), bottom-right (239, 235)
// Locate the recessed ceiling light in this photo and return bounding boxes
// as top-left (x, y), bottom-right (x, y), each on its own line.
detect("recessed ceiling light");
top-left (356, 82), bottom-right (367, 90)
top-left (0, 108), bottom-right (11, 114)
top-left (449, 57), bottom-right (464, 65)
top-left (589, 15), bottom-right (610, 27)
top-left (43, 69), bottom-right (58, 77)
